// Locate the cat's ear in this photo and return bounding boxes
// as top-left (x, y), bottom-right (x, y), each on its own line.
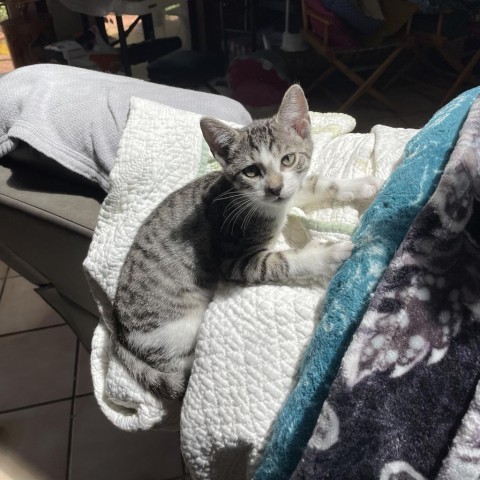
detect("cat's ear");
top-left (200, 117), bottom-right (239, 168)
top-left (276, 84), bottom-right (310, 139)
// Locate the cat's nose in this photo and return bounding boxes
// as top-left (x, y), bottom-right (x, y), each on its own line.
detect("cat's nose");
top-left (266, 185), bottom-right (282, 197)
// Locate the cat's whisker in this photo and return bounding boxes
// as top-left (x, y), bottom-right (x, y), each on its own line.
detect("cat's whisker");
top-left (242, 201), bottom-right (261, 232)
top-left (218, 194), bottom-right (248, 205)
top-left (248, 202), bottom-right (263, 229)
top-left (228, 201), bottom-right (252, 231)
top-left (233, 196), bottom-right (256, 233)
top-left (221, 198), bottom-right (252, 232)
top-left (214, 187), bottom-right (234, 198)
top-left (215, 194), bottom-right (244, 202)
top-left (233, 202), bottom-right (252, 230)
top-left (224, 197), bottom-right (249, 215)
top-left (230, 200), bottom-right (254, 234)
top-left (241, 200), bottom-right (257, 232)
top-left (223, 198), bottom-right (252, 233)
top-left (222, 194), bottom-right (252, 215)
top-left (213, 188), bottom-right (244, 203)
top-left (223, 196), bottom-right (251, 217)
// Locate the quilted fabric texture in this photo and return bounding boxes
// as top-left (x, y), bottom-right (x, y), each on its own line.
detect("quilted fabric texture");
top-left (181, 119), bottom-right (417, 480)
top-left (85, 97), bottom-right (210, 430)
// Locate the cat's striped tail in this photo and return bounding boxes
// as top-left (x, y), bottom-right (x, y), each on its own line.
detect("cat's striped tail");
top-left (110, 337), bottom-right (189, 400)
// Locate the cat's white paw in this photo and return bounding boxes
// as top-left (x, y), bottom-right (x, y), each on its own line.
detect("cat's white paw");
top-left (328, 240), bottom-right (354, 262)
top-left (336, 190), bottom-right (355, 202)
top-left (301, 239), bottom-right (353, 277)
top-left (322, 240), bottom-right (354, 276)
top-left (337, 176), bottom-right (382, 202)
top-left (356, 176), bottom-right (383, 199)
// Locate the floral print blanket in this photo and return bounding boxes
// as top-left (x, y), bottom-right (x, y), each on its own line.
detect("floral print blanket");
top-left (290, 96), bottom-right (480, 480)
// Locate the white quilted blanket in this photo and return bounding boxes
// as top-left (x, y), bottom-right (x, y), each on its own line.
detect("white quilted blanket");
top-left (84, 97), bottom-right (207, 430)
top-left (83, 96), bottom-right (416, 467)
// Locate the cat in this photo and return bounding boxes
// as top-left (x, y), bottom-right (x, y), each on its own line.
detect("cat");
top-left (112, 84), bottom-right (380, 400)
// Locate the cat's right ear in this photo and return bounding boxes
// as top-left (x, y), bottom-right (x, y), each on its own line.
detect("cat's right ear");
top-left (276, 84), bottom-right (310, 139)
top-left (200, 117), bottom-right (238, 168)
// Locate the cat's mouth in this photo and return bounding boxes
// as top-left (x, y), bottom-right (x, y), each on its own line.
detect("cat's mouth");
top-left (264, 195), bottom-right (289, 205)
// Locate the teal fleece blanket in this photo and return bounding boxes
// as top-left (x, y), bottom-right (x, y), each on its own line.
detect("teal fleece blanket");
top-left (254, 87), bottom-right (480, 480)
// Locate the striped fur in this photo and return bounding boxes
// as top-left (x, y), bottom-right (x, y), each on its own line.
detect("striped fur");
top-left (112, 85), bottom-right (377, 399)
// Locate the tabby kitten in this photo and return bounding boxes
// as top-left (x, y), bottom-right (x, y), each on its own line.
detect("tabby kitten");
top-left (112, 85), bottom-right (379, 399)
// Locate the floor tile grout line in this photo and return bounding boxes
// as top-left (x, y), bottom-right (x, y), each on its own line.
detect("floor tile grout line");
top-left (0, 268), bottom-right (7, 304)
top-left (74, 392), bottom-right (94, 399)
top-left (0, 396), bottom-right (72, 416)
top-left (0, 323), bottom-right (66, 339)
top-left (5, 268), bottom-right (21, 279)
top-left (66, 339), bottom-right (80, 480)
top-left (0, 392), bottom-right (94, 416)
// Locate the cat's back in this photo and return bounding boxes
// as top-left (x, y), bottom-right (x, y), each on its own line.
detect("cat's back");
top-left (138, 171), bottom-right (225, 235)
top-left (115, 171), bottom-right (226, 302)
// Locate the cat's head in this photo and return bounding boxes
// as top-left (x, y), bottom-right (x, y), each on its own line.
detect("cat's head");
top-left (200, 84), bottom-right (313, 207)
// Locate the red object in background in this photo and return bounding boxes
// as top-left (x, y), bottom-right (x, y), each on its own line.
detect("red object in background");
top-left (305, 0), bottom-right (359, 48)
top-left (228, 56), bottom-right (291, 108)
top-left (89, 53), bottom-right (122, 73)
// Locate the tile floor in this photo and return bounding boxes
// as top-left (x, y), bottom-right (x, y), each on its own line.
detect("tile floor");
top-left (0, 262), bottom-right (184, 480)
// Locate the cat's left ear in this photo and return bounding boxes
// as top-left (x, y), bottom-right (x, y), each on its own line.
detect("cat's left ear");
top-left (276, 84), bottom-right (310, 139)
top-left (200, 117), bottom-right (239, 168)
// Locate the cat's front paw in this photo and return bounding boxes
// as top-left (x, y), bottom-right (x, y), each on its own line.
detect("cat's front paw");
top-left (302, 239), bottom-right (353, 277)
top-left (337, 176), bottom-right (383, 202)
top-left (357, 176), bottom-right (383, 199)
top-left (322, 240), bottom-right (354, 276)
top-left (328, 240), bottom-right (354, 262)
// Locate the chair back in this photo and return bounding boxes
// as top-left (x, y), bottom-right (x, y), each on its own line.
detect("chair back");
top-left (303, 0), bottom-right (360, 48)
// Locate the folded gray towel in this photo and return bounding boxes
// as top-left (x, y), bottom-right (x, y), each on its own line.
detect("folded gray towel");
top-left (0, 64), bottom-right (251, 190)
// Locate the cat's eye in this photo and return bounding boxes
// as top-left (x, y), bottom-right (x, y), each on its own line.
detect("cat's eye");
top-left (243, 165), bottom-right (261, 178)
top-left (281, 153), bottom-right (296, 167)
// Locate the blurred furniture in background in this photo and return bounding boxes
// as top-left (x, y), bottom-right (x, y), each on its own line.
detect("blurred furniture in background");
top-left (147, 48), bottom-right (226, 91)
top-left (2, 0), bottom-right (55, 67)
top-left (228, 48), bottom-right (291, 109)
top-left (413, 9), bottom-right (480, 105)
top-left (300, 0), bottom-right (417, 112)
top-left (58, 0), bottom-right (183, 75)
